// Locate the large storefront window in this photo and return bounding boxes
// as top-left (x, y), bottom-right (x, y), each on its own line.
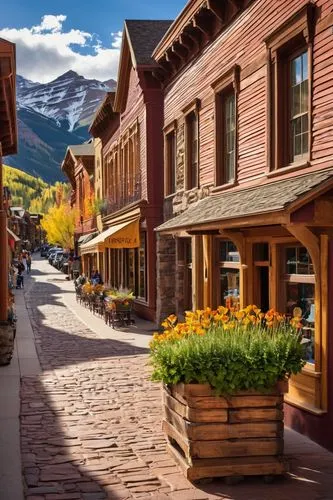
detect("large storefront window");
top-left (108, 233), bottom-right (146, 300)
top-left (217, 240), bottom-right (240, 309)
top-left (137, 233), bottom-right (147, 300)
top-left (284, 246), bottom-right (315, 364)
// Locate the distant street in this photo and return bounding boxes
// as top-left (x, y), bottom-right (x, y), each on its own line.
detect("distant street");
top-left (15, 257), bottom-right (333, 500)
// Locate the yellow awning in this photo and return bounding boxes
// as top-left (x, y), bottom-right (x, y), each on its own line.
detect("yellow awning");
top-left (79, 219), bottom-right (140, 255)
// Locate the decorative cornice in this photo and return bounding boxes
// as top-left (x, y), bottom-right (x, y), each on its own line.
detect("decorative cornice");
top-left (152, 0), bottom-right (254, 85)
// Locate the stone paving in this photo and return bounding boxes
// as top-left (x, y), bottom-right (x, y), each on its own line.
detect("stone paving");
top-left (19, 258), bottom-right (333, 500)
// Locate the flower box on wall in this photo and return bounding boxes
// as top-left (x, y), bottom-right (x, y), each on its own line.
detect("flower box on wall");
top-left (162, 382), bottom-right (289, 481)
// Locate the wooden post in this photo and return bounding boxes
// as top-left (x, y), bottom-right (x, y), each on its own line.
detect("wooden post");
top-left (192, 236), bottom-right (203, 310)
top-left (202, 235), bottom-right (213, 308)
top-left (320, 234), bottom-right (328, 411)
top-left (0, 144), bottom-right (8, 322)
top-left (269, 243), bottom-right (278, 310)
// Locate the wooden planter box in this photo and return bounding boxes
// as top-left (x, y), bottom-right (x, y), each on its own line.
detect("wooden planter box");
top-left (162, 382), bottom-right (289, 481)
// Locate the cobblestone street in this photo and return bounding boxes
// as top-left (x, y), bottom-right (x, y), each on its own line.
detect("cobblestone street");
top-left (17, 258), bottom-right (333, 500)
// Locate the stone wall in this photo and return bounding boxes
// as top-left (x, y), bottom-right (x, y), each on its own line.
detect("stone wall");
top-left (156, 233), bottom-right (176, 324)
top-left (0, 321), bottom-right (15, 365)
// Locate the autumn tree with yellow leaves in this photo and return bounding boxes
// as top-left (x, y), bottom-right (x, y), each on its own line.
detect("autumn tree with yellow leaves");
top-left (41, 203), bottom-right (76, 249)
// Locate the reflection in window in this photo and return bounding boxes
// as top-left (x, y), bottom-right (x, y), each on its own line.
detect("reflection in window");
top-left (220, 241), bottom-right (240, 262)
top-left (284, 246), bottom-right (315, 364)
top-left (286, 246), bottom-right (313, 274)
top-left (220, 268), bottom-right (240, 309)
top-left (290, 51), bottom-right (309, 161)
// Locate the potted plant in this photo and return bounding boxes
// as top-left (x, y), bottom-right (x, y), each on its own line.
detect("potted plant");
top-left (150, 306), bottom-right (305, 481)
top-left (104, 289), bottom-right (135, 327)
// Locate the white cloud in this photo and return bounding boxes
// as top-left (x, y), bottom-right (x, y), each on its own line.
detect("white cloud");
top-left (33, 14), bottom-right (67, 34)
top-left (0, 15), bottom-right (121, 83)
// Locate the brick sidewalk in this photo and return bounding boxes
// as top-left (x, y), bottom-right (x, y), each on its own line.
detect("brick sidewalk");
top-left (19, 258), bottom-right (333, 500)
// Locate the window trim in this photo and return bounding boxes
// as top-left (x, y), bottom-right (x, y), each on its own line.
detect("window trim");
top-left (164, 120), bottom-right (177, 197)
top-left (183, 98), bottom-right (200, 191)
top-left (265, 2), bottom-right (316, 172)
top-left (212, 64), bottom-right (240, 188)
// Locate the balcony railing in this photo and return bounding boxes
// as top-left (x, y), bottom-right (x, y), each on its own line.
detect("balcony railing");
top-left (101, 175), bottom-right (142, 216)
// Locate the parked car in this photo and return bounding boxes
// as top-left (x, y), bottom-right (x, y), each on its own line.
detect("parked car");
top-left (40, 244), bottom-right (50, 257)
top-left (48, 248), bottom-right (62, 264)
top-left (51, 250), bottom-right (63, 267)
top-left (55, 252), bottom-right (69, 270)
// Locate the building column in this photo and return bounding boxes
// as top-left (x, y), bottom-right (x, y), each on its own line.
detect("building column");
top-left (0, 145), bottom-right (8, 322)
top-left (156, 233), bottom-right (176, 324)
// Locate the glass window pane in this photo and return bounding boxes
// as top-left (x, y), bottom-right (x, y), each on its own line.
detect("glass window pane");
top-left (292, 85), bottom-right (301, 117)
top-left (302, 52), bottom-right (308, 80)
top-left (219, 241), bottom-right (240, 262)
top-left (286, 282), bottom-right (315, 363)
top-left (224, 92), bottom-right (236, 183)
top-left (286, 247), bottom-right (313, 275)
top-left (300, 80), bottom-right (308, 113)
top-left (220, 268), bottom-right (240, 309)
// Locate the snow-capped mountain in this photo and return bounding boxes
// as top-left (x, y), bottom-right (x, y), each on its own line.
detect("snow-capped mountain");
top-left (5, 71), bottom-right (116, 183)
top-left (17, 70), bottom-right (116, 133)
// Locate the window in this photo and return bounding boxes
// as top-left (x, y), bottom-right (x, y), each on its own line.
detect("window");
top-left (216, 240), bottom-right (240, 309)
top-left (224, 92), bottom-right (236, 182)
top-left (212, 65), bottom-right (239, 187)
top-left (185, 111), bottom-right (199, 190)
top-left (282, 246), bottom-right (315, 364)
top-left (137, 233), bottom-right (147, 300)
top-left (183, 100), bottom-right (200, 190)
top-left (265, 3), bottom-right (315, 170)
top-left (290, 51), bottom-right (309, 161)
top-left (165, 129), bottom-right (176, 195)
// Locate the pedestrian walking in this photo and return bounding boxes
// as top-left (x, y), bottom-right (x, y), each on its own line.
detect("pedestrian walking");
top-left (26, 252), bottom-right (32, 274)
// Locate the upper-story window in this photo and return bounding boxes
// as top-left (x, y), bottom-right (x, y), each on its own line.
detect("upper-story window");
top-left (183, 100), bottom-right (200, 190)
top-left (290, 51), bottom-right (309, 162)
top-left (265, 3), bottom-right (315, 171)
top-left (223, 91), bottom-right (236, 183)
top-left (164, 122), bottom-right (177, 196)
top-left (212, 65), bottom-right (239, 187)
top-left (186, 111), bottom-right (199, 190)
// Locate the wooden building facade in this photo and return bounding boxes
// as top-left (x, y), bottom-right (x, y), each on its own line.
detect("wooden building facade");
top-left (0, 37), bottom-right (17, 364)
top-left (154, 0), bottom-right (333, 449)
top-left (61, 144), bottom-right (97, 265)
top-left (83, 20), bottom-right (172, 320)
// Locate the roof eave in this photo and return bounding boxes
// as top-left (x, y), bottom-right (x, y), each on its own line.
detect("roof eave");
top-left (152, 0), bottom-right (200, 61)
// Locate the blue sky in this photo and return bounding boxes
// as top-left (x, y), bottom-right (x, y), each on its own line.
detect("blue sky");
top-left (0, 0), bottom-right (185, 83)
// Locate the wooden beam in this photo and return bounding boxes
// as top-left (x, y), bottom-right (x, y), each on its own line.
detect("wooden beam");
top-left (165, 50), bottom-right (180, 72)
top-left (179, 33), bottom-right (195, 51)
top-left (207, 0), bottom-right (225, 22)
top-left (172, 43), bottom-right (189, 62)
top-left (192, 14), bottom-right (211, 35)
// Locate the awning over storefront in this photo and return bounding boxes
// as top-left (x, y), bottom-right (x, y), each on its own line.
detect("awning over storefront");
top-left (7, 227), bottom-right (20, 251)
top-left (156, 168), bottom-right (333, 233)
top-left (80, 219), bottom-right (140, 255)
top-left (77, 232), bottom-right (98, 245)
top-left (7, 227), bottom-right (20, 243)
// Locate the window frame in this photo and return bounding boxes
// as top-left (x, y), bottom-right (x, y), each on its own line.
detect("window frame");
top-left (182, 99), bottom-right (200, 191)
top-left (214, 238), bottom-right (241, 310)
top-left (164, 120), bottom-right (177, 197)
top-left (265, 3), bottom-right (315, 173)
top-left (212, 64), bottom-right (240, 188)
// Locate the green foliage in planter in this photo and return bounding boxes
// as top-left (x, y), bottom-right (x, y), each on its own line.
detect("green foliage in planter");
top-left (150, 307), bottom-right (306, 394)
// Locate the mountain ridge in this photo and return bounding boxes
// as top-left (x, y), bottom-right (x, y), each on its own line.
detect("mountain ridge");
top-left (5, 72), bottom-right (116, 183)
